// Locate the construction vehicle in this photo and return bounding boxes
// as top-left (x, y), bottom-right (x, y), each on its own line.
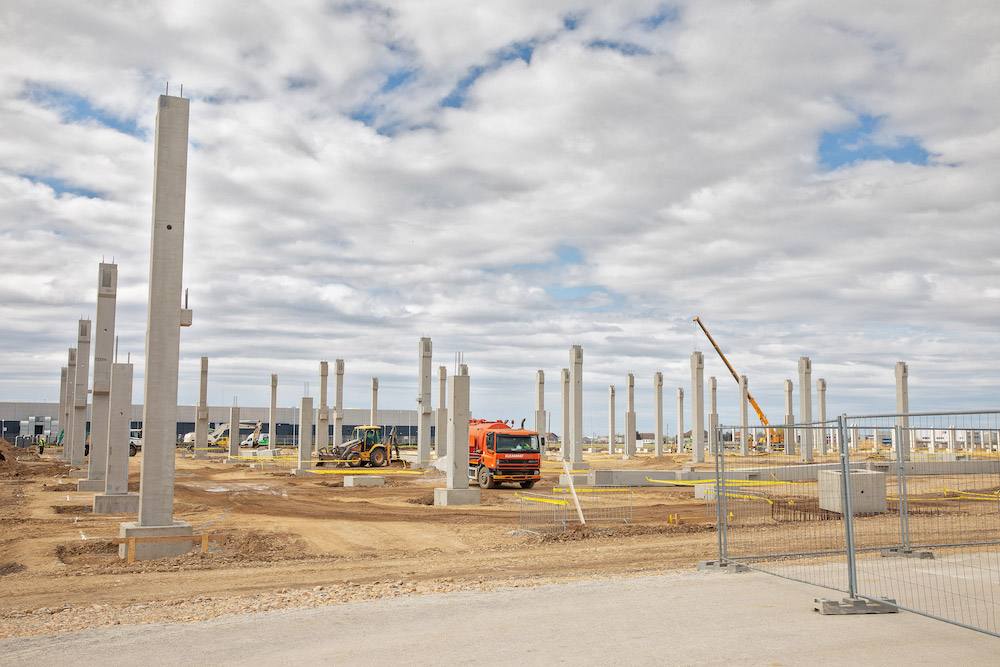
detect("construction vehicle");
top-left (185, 421), bottom-right (262, 451)
top-left (693, 317), bottom-right (783, 446)
top-left (316, 425), bottom-right (404, 468)
top-left (468, 419), bottom-right (542, 489)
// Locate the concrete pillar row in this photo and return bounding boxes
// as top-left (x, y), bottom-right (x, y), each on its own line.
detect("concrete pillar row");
top-left (317, 361), bottom-right (329, 453)
top-left (676, 388), bottom-right (684, 454)
top-left (82, 262), bottom-right (118, 491)
top-left (608, 386), bottom-right (616, 455)
top-left (194, 357), bottom-right (209, 458)
top-left (691, 351), bottom-right (705, 464)
top-left (435, 366), bottom-right (448, 458)
top-left (64, 348), bottom-right (77, 462)
top-left (435, 364), bottom-right (479, 505)
top-left (71, 320), bottom-right (92, 468)
top-left (798, 357), bottom-right (813, 463)
top-left (560, 368), bottom-right (570, 462)
top-left (94, 362), bottom-right (138, 514)
top-left (739, 375), bottom-right (749, 456)
top-left (625, 373), bottom-right (636, 457)
top-left (57, 366), bottom-right (68, 452)
top-left (333, 360), bottom-right (344, 448)
top-left (653, 372), bottom-right (664, 457)
top-left (783, 379), bottom-right (796, 456)
top-left (417, 337), bottom-right (432, 465)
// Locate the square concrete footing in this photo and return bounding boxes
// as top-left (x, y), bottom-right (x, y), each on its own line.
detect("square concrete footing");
top-left (77, 479), bottom-right (106, 492)
top-left (94, 492), bottom-right (139, 514)
top-left (344, 476), bottom-right (384, 487)
top-left (225, 457), bottom-right (243, 464)
top-left (559, 474), bottom-right (589, 486)
top-left (291, 467), bottom-right (314, 476)
top-left (69, 469), bottom-right (88, 478)
top-left (118, 521), bottom-right (193, 560)
top-left (434, 488), bottom-right (482, 506)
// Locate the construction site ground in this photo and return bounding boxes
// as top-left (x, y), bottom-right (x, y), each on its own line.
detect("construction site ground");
top-left (0, 441), bottom-right (720, 638)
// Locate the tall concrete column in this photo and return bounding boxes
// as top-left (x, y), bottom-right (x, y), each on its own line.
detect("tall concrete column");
top-left (370, 378), bottom-right (379, 427)
top-left (81, 263), bottom-right (118, 491)
top-left (816, 378), bottom-right (827, 455)
top-left (568, 346), bottom-right (585, 467)
top-left (534, 370), bottom-right (545, 453)
top-left (333, 360), bottom-right (344, 448)
top-left (625, 373), bottom-right (636, 456)
top-left (295, 397), bottom-right (313, 475)
top-left (798, 357), bottom-right (813, 462)
top-left (94, 362), bottom-right (138, 514)
top-left (70, 320), bottom-right (92, 468)
top-left (708, 377), bottom-right (718, 456)
top-left (64, 348), bottom-right (76, 461)
top-left (895, 362), bottom-right (910, 460)
top-left (608, 386), bottom-right (616, 455)
top-left (435, 364), bottom-right (479, 505)
top-left (194, 357), bottom-right (208, 458)
top-left (947, 425), bottom-right (957, 451)
top-left (739, 375), bottom-right (749, 456)
top-left (227, 406), bottom-right (240, 462)
top-left (783, 379), bottom-right (796, 456)
top-left (676, 388), bottom-right (684, 453)
top-left (417, 337), bottom-right (432, 465)
top-left (317, 362), bottom-right (329, 454)
top-left (123, 93), bottom-right (193, 559)
top-left (851, 423), bottom-right (859, 451)
top-left (560, 368), bottom-right (570, 461)
top-left (267, 374), bottom-right (278, 449)
top-left (435, 366), bottom-right (448, 458)
top-left (653, 372), bottom-right (663, 457)
top-left (57, 366), bottom-right (67, 454)
top-left (691, 351), bottom-right (705, 464)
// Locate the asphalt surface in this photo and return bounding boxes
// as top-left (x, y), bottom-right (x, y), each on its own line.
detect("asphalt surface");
top-left (3, 569), bottom-right (997, 665)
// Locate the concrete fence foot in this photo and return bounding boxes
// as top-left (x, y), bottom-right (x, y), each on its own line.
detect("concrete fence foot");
top-left (814, 598), bottom-right (898, 615)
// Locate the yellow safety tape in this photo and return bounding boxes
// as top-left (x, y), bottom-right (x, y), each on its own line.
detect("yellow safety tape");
top-left (309, 469), bottom-right (424, 475)
top-left (515, 493), bottom-right (568, 506)
top-left (644, 477), bottom-right (814, 487)
top-left (552, 487), bottom-right (625, 494)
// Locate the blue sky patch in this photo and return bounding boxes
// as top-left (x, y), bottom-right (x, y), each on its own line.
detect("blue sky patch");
top-left (21, 83), bottom-right (144, 139)
top-left (638, 6), bottom-right (680, 30)
top-left (819, 114), bottom-right (930, 170)
top-left (555, 245), bottom-right (583, 265)
top-left (587, 40), bottom-right (651, 56)
top-left (22, 174), bottom-right (101, 199)
top-left (381, 68), bottom-right (417, 92)
top-left (441, 40), bottom-right (536, 109)
top-left (563, 13), bottom-right (584, 31)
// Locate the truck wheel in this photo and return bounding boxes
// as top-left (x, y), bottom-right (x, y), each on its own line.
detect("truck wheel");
top-left (129, 444), bottom-right (138, 457)
top-left (369, 447), bottom-right (386, 467)
top-left (478, 467), bottom-right (495, 489)
top-left (519, 480), bottom-right (536, 490)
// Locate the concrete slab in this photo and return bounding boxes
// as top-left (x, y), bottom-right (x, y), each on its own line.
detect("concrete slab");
top-left (93, 493), bottom-right (139, 514)
top-left (433, 488), bottom-right (481, 506)
top-left (558, 474), bottom-right (589, 486)
top-left (118, 521), bottom-right (193, 560)
top-left (344, 476), bottom-right (384, 487)
top-left (76, 479), bottom-right (105, 492)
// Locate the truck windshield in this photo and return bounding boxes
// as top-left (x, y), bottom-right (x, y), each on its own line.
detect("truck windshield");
top-left (495, 434), bottom-right (539, 453)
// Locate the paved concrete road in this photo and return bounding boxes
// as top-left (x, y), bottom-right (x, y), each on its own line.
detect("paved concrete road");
top-left (3, 570), bottom-right (997, 665)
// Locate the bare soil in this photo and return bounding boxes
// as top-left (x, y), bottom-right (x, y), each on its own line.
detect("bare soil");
top-left (0, 448), bottom-right (716, 634)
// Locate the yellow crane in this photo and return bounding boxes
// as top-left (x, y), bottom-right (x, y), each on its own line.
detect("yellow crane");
top-left (693, 317), bottom-right (782, 445)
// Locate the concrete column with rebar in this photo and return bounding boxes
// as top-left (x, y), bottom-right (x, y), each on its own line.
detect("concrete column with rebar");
top-left (227, 406), bottom-right (240, 462)
top-left (784, 379), bottom-right (796, 456)
top-left (654, 372), bottom-right (663, 457)
top-left (436, 366), bottom-right (448, 458)
top-left (625, 373), bottom-right (636, 456)
top-left (417, 337), bottom-right (432, 466)
top-left (691, 351), bottom-right (705, 464)
top-left (296, 397), bottom-right (313, 474)
top-left (435, 364), bottom-right (479, 505)
top-left (71, 320), bottom-right (92, 468)
top-left (798, 357), bottom-right (813, 462)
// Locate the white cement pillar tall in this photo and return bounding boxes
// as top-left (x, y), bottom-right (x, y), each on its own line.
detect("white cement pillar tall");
top-left (194, 357), bottom-right (208, 458)
top-left (297, 397), bottom-right (313, 473)
top-left (534, 370), bottom-right (545, 452)
top-left (94, 361), bottom-right (138, 515)
top-left (653, 372), bottom-right (663, 457)
top-left (708, 377), bottom-right (718, 456)
top-left (798, 357), bottom-right (813, 462)
top-left (895, 362), bottom-right (910, 460)
top-left (446, 365), bottom-right (470, 490)
top-left (129, 93), bottom-right (193, 554)
top-left (227, 406), bottom-right (240, 461)
top-left (625, 374), bottom-right (637, 456)
top-left (435, 366), bottom-right (448, 458)
top-left (851, 423), bottom-right (860, 451)
top-left (70, 320), bottom-right (92, 467)
top-left (57, 366), bottom-right (68, 452)
top-left (333, 360), bottom-right (344, 448)
top-left (676, 388), bottom-right (684, 453)
top-left (560, 368), bottom-right (570, 461)
top-left (370, 377), bottom-right (379, 427)
top-left (82, 263), bottom-right (118, 490)
top-left (64, 348), bottom-right (76, 461)
top-left (816, 378), bottom-right (827, 455)
top-left (948, 425), bottom-right (957, 451)
top-left (267, 374), bottom-right (278, 449)
top-left (417, 337), bottom-right (432, 465)
top-left (691, 352), bottom-right (705, 464)
top-left (783, 379), bottom-right (796, 456)
top-left (316, 362), bottom-right (329, 453)
top-left (568, 346), bottom-right (585, 466)
top-left (739, 375), bottom-right (749, 456)
top-left (608, 386), bottom-right (616, 455)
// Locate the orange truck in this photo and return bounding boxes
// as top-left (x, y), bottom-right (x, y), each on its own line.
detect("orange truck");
top-left (468, 419), bottom-right (542, 489)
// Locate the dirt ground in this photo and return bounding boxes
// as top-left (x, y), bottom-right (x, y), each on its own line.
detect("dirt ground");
top-left (0, 441), bottom-right (718, 635)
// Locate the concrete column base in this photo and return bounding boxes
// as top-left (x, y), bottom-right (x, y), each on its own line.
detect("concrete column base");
top-left (69, 469), bottom-right (88, 478)
top-left (94, 492), bottom-right (139, 514)
top-left (225, 458), bottom-right (244, 464)
top-left (568, 461), bottom-right (590, 471)
top-left (77, 479), bottom-right (106, 492)
top-left (345, 476), bottom-right (384, 487)
top-left (559, 473), bottom-right (589, 486)
top-left (291, 468), bottom-right (314, 476)
top-left (118, 521), bottom-right (193, 560)
top-left (433, 488), bottom-right (481, 506)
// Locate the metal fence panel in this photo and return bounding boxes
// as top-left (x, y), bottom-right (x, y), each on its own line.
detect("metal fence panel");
top-left (518, 492), bottom-right (568, 533)
top-left (554, 486), bottom-right (633, 524)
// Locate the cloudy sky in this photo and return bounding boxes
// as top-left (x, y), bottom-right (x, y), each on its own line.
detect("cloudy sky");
top-left (1, 1), bottom-right (998, 435)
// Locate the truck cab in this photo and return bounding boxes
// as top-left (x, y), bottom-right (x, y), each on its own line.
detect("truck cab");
top-left (468, 420), bottom-right (542, 489)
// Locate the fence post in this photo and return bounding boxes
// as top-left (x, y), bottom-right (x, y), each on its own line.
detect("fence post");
top-left (714, 425), bottom-right (724, 561)
top-left (718, 424), bottom-right (729, 562)
top-left (894, 424), bottom-right (911, 550)
top-left (838, 414), bottom-right (858, 597)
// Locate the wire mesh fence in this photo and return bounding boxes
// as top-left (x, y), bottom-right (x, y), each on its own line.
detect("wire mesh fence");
top-left (518, 487), bottom-right (632, 533)
top-left (712, 411), bottom-right (1000, 637)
